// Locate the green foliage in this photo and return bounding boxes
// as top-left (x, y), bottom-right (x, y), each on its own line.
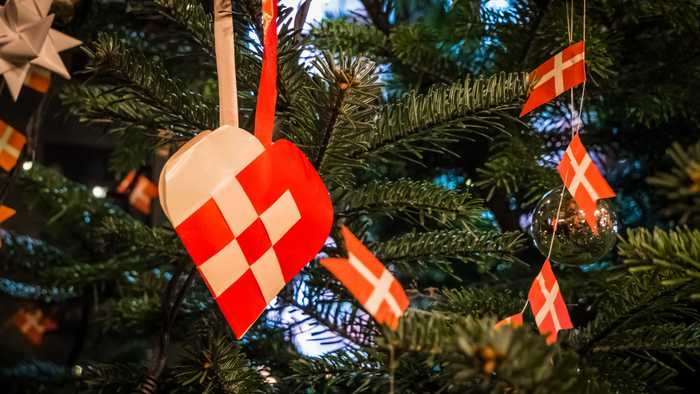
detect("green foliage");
top-left (77, 362), bottom-right (146, 393)
top-left (648, 141), bottom-right (700, 226)
top-left (67, 32), bottom-right (216, 132)
top-left (287, 348), bottom-right (386, 392)
top-left (338, 179), bottom-right (484, 227)
top-left (476, 133), bottom-right (559, 207)
top-left (374, 229), bottom-right (526, 274)
top-left (363, 73), bottom-right (527, 164)
top-left (618, 227), bottom-right (700, 299)
top-left (436, 287), bottom-right (523, 317)
top-left (382, 314), bottom-right (587, 393)
top-left (571, 273), bottom-right (699, 391)
top-left (311, 19), bottom-right (388, 57)
top-left (172, 322), bottom-right (270, 393)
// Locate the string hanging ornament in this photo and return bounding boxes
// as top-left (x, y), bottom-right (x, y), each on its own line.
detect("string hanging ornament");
top-left (526, 0), bottom-right (617, 266)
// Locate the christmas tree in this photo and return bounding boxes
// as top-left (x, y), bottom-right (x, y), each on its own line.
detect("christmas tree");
top-left (1, 0), bottom-right (699, 392)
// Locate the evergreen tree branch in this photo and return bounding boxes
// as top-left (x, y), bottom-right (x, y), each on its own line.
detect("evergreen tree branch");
top-left (70, 33), bottom-right (216, 136)
top-left (373, 229), bottom-right (526, 274)
top-left (618, 227), bottom-right (700, 299)
top-left (647, 141), bottom-right (700, 226)
top-left (476, 134), bottom-right (559, 207)
top-left (359, 72), bottom-right (528, 163)
top-left (172, 320), bottom-right (271, 393)
top-left (338, 179), bottom-right (484, 227)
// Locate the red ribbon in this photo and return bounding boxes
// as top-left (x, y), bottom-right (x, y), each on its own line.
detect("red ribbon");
top-left (254, 0), bottom-right (278, 147)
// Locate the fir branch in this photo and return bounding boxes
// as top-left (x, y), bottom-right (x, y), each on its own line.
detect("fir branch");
top-left (436, 287), bottom-right (523, 317)
top-left (373, 229), bottom-right (526, 274)
top-left (280, 278), bottom-right (376, 347)
top-left (72, 33), bottom-right (216, 135)
top-left (476, 134), bottom-right (559, 207)
top-left (76, 363), bottom-right (146, 393)
top-left (338, 179), bottom-right (484, 227)
top-left (573, 274), bottom-right (699, 358)
top-left (592, 323), bottom-right (700, 355)
top-left (286, 348), bottom-right (386, 392)
top-left (311, 19), bottom-right (388, 57)
top-left (172, 322), bottom-right (270, 393)
top-left (149, 0), bottom-right (215, 57)
top-left (647, 141), bottom-right (700, 226)
top-left (382, 313), bottom-right (587, 393)
top-left (1, 231), bottom-right (77, 274)
top-left (360, 72), bottom-right (528, 163)
top-left (96, 216), bottom-right (187, 265)
top-left (289, 54), bottom-right (380, 189)
top-left (618, 227), bottom-right (700, 299)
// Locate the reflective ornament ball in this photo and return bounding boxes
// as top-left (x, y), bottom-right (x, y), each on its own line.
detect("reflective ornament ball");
top-left (530, 187), bottom-right (617, 265)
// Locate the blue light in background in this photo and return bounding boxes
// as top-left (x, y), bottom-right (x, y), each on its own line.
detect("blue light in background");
top-left (433, 172), bottom-right (465, 190)
top-left (485, 0), bottom-right (509, 10)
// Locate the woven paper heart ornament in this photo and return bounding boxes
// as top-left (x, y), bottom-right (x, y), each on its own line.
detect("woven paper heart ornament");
top-left (158, 0), bottom-right (333, 339)
top-left (159, 126), bottom-right (333, 338)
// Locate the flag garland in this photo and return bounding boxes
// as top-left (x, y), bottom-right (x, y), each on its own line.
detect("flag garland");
top-left (503, 3), bottom-right (614, 343)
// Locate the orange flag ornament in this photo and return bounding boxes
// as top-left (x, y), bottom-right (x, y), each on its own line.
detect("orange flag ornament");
top-left (321, 226), bottom-right (410, 330)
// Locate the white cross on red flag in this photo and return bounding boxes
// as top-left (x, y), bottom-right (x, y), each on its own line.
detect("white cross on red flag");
top-left (520, 41), bottom-right (586, 117)
top-left (321, 226), bottom-right (409, 330)
top-left (159, 126), bottom-right (334, 338)
top-left (558, 132), bottom-right (615, 233)
top-left (528, 259), bottom-right (573, 344)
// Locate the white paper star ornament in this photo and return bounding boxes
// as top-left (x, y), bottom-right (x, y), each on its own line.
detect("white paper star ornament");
top-left (0, 0), bottom-right (81, 100)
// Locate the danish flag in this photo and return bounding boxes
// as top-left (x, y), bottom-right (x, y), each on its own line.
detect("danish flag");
top-left (528, 259), bottom-right (572, 344)
top-left (0, 120), bottom-right (26, 172)
top-left (159, 126), bottom-right (333, 338)
top-left (129, 175), bottom-right (158, 215)
top-left (11, 307), bottom-right (57, 346)
top-left (320, 226), bottom-right (409, 330)
top-left (495, 313), bottom-right (524, 330)
top-left (520, 41), bottom-right (586, 117)
top-left (24, 68), bottom-right (51, 93)
top-left (117, 171), bottom-right (158, 215)
top-left (558, 133), bottom-right (615, 233)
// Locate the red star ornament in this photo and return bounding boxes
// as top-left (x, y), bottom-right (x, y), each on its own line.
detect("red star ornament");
top-left (158, 126), bottom-right (334, 338)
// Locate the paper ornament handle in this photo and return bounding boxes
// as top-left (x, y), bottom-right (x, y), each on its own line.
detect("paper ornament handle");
top-left (213, 0), bottom-right (239, 128)
top-left (253, 0), bottom-right (278, 146)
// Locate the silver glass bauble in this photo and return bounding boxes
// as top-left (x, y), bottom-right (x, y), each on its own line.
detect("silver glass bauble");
top-left (530, 187), bottom-right (617, 265)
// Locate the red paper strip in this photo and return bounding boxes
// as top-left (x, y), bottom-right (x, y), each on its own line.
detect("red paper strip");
top-left (254, 0), bottom-right (278, 146)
